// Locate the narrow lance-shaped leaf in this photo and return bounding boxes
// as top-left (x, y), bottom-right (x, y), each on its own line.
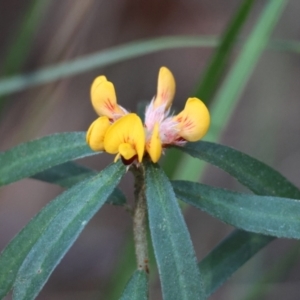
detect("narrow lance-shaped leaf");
top-left (145, 161), bottom-right (204, 300)
top-left (12, 162), bottom-right (125, 300)
top-left (176, 140), bottom-right (300, 297)
top-left (178, 141), bottom-right (300, 199)
top-left (32, 162), bottom-right (126, 206)
top-left (199, 230), bottom-right (273, 297)
top-left (120, 270), bottom-right (148, 300)
top-left (175, 142), bottom-right (300, 295)
top-left (173, 181), bottom-right (300, 239)
top-left (31, 161), bottom-right (97, 187)
top-left (0, 162), bottom-right (125, 299)
top-left (0, 132), bottom-right (96, 186)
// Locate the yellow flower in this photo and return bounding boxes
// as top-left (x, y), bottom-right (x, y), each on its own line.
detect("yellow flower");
top-left (86, 66), bottom-right (210, 164)
top-left (90, 75), bottom-right (127, 121)
top-left (173, 98), bottom-right (210, 142)
top-left (86, 116), bottom-right (110, 151)
top-left (153, 67), bottom-right (176, 110)
top-left (104, 113), bottom-right (145, 163)
top-left (146, 123), bottom-right (162, 163)
top-left (144, 67), bottom-right (210, 162)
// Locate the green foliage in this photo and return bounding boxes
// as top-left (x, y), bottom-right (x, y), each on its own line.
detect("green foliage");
top-left (120, 270), bottom-right (148, 300)
top-left (32, 161), bottom-right (97, 187)
top-left (174, 181), bottom-right (300, 239)
top-left (32, 162), bottom-right (126, 205)
top-left (0, 162), bottom-right (125, 299)
top-left (1, 0), bottom-right (299, 299)
top-left (0, 132), bottom-right (95, 186)
top-left (175, 140), bottom-right (300, 296)
top-left (179, 141), bottom-right (300, 198)
top-left (199, 230), bottom-right (273, 297)
top-left (145, 162), bottom-right (203, 299)
top-left (3, 136), bottom-right (299, 299)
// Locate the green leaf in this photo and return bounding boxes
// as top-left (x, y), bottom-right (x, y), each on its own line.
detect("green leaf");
top-left (0, 162), bottom-right (125, 299)
top-left (32, 162), bottom-right (126, 206)
top-left (178, 141), bottom-right (300, 199)
top-left (0, 132), bottom-right (96, 186)
top-left (31, 161), bottom-right (97, 187)
top-left (105, 187), bottom-right (127, 206)
top-left (120, 270), bottom-right (148, 300)
top-left (176, 139), bottom-right (300, 296)
top-left (199, 230), bottom-right (273, 297)
top-left (145, 162), bottom-right (203, 300)
top-left (175, 140), bottom-right (300, 295)
top-left (173, 181), bottom-right (300, 239)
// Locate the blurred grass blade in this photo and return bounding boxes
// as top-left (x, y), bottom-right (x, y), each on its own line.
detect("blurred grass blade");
top-left (5, 162), bottom-right (126, 300)
top-left (145, 162), bottom-right (203, 300)
top-left (198, 230), bottom-right (273, 297)
top-left (106, 234), bottom-right (136, 300)
top-left (242, 242), bottom-right (300, 300)
top-left (0, 0), bottom-right (50, 114)
top-left (1, 0), bottom-right (49, 76)
top-left (174, 0), bottom-right (287, 181)
top-left (178, 141), bottom-right (300, 198)
top-left (0, 36), bottom-right (216, 97)
top-left (120, 270), bottom-right (148, 300)
top-left (0, 35), bottom-right (299, 98)
top-left (173, 180), bottom-right (300, 239)
top-left (209, 0), bottom-right (287, 139)
top-left (270, 39), bottom-right (300, 53)
top-left (195, 0), bottom-right (255, 103)
top-left (0, 132), bottom-right (96, 186)
top-left (163, 0), bottom-right (255, 178)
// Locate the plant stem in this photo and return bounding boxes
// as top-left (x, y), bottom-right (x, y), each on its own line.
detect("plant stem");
top-left (131, 164), bottom-right (149, 274)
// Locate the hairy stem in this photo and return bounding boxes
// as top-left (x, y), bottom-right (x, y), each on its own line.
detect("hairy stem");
top-left (131, 164), bottom-right (149, 274)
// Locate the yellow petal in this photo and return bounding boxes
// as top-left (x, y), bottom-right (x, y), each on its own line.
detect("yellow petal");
top-left (90, 76), bottom-right (125, 119)
top-left (91, 75), bottom-right (107, 96)
top-left (86, 116), bottom-right (110, 151)
top-left (104, 113), bottom-right (145, 162)
top-left (146, 123), bottom-right (162, 163)
top-left (118, 143), bottom-right (137, 160)
top-left (174, 98), bottom-right (210, 141)
top-left (154, 66), bottom-right (176, 110)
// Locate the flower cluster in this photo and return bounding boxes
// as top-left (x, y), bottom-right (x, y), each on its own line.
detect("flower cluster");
top-left (86, 67), bottom-right (210, 164)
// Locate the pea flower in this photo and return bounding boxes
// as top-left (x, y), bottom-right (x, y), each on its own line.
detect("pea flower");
top-left (86, 67), bottom-right (210, 164)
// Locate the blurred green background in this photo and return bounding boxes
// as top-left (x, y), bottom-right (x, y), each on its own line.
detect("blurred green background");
top-left (1, 0), bottom-right (300, 299)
